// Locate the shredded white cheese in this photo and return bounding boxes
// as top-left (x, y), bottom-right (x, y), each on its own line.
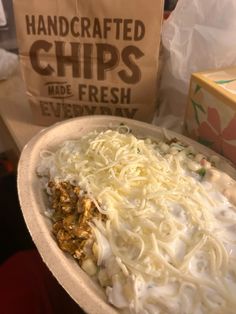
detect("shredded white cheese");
top-left (38, 128), bottom-right (236, 314)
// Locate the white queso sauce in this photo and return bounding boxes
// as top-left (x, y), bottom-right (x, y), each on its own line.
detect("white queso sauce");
top-left (37, 128), bottom-right (236, 314)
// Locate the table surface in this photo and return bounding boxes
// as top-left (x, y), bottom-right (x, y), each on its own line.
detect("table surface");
top-left (0, 66), bottom-right (43, 152)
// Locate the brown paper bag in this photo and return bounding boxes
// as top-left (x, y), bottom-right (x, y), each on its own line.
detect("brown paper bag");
top-left (13, 0), bottom-right (163, 126)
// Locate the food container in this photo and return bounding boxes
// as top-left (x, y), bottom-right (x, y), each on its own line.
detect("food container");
top-left (184, 66), bottom-right (236, 165)
top-left (17, 115), bottom-right (236, 314)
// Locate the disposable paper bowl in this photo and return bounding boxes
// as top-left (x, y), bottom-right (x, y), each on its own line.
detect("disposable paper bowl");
top-left (17, 115), bottom-right (236, 314)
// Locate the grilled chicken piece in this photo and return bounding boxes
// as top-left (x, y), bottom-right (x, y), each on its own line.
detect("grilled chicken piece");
top-left (48, 181), bottom-right (106, 265)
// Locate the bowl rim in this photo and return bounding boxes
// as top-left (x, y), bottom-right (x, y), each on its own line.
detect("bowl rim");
top-left (17, 115), bottom-right (236, 314)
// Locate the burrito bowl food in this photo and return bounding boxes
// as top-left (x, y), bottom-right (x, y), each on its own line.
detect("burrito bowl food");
top-left (36, 125), bottom-right (236, 314)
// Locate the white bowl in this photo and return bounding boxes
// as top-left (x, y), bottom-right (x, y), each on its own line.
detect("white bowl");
top-left (17, 115), bottom-right (236, 314)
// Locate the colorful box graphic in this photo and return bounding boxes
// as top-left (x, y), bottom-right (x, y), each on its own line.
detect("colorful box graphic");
top-left (185, 67), bottom-right (236, 165)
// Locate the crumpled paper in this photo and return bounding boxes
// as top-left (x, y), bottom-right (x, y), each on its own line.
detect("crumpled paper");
top-left (0, 48), bottom-right (18, 80)
top-left (158, 0), bottom-right (236, 120)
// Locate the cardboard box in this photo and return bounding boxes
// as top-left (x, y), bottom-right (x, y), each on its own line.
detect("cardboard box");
top-left (185, 67), bottom-right (236, 165)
